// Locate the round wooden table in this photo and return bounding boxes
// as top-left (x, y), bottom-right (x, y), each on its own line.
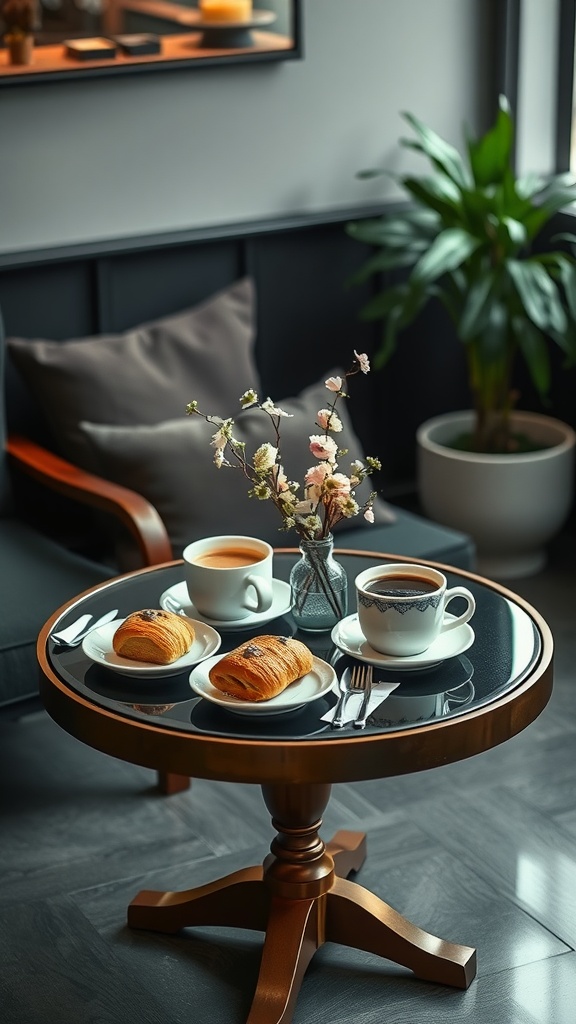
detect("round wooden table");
top-left (38, 549), bottom-right (554, 1024)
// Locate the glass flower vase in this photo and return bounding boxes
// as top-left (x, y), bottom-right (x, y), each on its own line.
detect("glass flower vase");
top-left (289, 534), bottom-right (348, 632)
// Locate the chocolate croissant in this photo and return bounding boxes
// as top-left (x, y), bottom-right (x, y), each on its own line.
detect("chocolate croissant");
top-left (113, 609), bottom-right (195, 664)
top-left (209, 634), bottom-right (314, 702)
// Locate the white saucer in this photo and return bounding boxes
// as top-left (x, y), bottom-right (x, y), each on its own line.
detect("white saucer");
top-left (159, 579), bottom-right (292, 630)
top-left (331, 613), bottom-right (475, 671)
top-left (82, 617), bottom-right (221, 677)
top-left (189, 653), bottom-right (336, 716)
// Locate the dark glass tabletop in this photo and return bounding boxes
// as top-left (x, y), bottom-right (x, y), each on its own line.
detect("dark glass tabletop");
top-left (43, 551), bottom-right (545, 744)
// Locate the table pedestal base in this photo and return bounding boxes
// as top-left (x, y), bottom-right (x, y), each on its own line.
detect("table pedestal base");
top-left (128, 784), bottom-right (476, 1023)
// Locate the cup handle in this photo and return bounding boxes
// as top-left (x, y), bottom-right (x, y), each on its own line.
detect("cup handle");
top-left (242, 574), bottom-right (274, 613)
top-left (441, 587), bottom-right (476, 631)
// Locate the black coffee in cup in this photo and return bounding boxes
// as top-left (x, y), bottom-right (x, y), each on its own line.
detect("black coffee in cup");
top-left (365, 574), bottom-right (438, 598)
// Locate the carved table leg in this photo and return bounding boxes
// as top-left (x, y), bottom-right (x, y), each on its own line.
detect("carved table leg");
top-left (156, 771), bottom-right (190, 795)
top-left (128, 865), bottom-right (267, 933)
top-left (326, 875), bottom-right (476, 989)
top-left (128, 781), bottom-right (476, 1023)
top-left (246, 895), bottom-right (320, 1024)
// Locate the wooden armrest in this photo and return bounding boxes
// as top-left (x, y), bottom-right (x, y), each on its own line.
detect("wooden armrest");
top-left (7, 434), bottom-right (173, 567)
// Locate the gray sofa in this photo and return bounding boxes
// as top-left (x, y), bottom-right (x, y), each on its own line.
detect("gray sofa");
top-left (1, 281), bottom-right (474, 734)
top-left (0, 213), bottom-right (477, 783)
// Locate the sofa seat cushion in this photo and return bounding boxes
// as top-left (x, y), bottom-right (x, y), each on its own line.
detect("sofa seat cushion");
top-left (79, 373), bottom-right (397, 557)
top-left (0, 520), bottom-right (112, 707)
top-left (332, 510), bottom-right (476, 571)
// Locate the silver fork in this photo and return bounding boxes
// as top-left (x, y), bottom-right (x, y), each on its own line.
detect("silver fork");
top-left (353, 664), bottom-right (374, 729)
top-left (332, 663), bottom-right (366, 729)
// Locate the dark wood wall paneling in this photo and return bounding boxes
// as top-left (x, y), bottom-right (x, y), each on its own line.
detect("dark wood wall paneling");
top-left (2, 210), bottom-right (575, 498)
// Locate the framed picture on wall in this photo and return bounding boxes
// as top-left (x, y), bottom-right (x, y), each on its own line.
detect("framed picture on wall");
top-left (0, 0), bottom-right (302, 84)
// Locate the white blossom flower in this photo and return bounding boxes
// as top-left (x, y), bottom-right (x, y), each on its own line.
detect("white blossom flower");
top-left (187, 350), bottom-right (378, 542)
top-left (240, 389), bottom-right (258, 408)
top-left (309, 434), bottom-right (339, 462)
top-left (317, 408), bottom-right (343, 432)
top-left (253, 443), bottom-right (278, 473)
top-left (339, 497), bottom-right (360, 518)
top-left (211, 418), bottom-right (233, 450)
top-left (261, 398), bottom-right (293, 417)
top-left (324, 472), bottom-right (352, 497)
top-left (354, 350), bottom-right (370, 374)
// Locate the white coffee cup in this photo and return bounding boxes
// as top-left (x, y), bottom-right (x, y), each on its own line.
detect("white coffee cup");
top-left (354, 562), bottom-right (475, 657)
top-left (182, 535), bottom-right (274, 622)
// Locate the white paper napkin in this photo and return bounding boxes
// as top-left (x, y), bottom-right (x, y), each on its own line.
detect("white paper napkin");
top-left (321, 679), bottom-right (400, 725)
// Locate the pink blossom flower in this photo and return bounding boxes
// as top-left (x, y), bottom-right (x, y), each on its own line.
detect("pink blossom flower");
top-left (305, 463), bottom-right (331, 486)
top-left (354, 350), bottom-right (370, 374)
top-left (325, 376), bottom-right (343, 392)
top-left (309, 434), bottom-right (339, 461)
top-left (317, 408), bottom-right (343, 432)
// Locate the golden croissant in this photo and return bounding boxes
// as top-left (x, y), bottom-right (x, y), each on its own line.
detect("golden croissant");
top-left (113, 609), bottom-right (195, 664)
top-left (209, 634), bottom-right (314, 701)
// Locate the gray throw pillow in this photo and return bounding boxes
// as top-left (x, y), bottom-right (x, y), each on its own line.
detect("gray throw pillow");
top-left (79, 374), bottom-right (395, 556)
top-left (8, 278), bottom-right (257, 470)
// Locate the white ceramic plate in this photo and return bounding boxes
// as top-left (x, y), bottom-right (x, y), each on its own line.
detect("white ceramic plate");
top-left (159, 579), bottom-right (292, 630)
top-left (331, 613), bottom-right (475, 671)
top-left (189, 652), bottom-right (336, 716)
top-left (82, 617), bottom-right (221, 677)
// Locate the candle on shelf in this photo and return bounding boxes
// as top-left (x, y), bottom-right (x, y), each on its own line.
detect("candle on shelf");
top-left (199, 0), bottom-right (253, 22)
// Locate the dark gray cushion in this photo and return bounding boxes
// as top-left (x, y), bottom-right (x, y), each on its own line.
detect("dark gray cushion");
top-left (0, 520), bottom-right (112, 708)
top-left (7, 278), bottom-right (257, 470)
top-left (79, 374), bottom-right (396, 557)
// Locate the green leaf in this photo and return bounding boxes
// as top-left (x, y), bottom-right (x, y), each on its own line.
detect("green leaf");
top-left (402, 174), bottom-right (462, 222)
top-left (467, 99), bottom-right (513, 187)
top-left (374, 309), bottom-right (402, 369)
top-left (347, 248), bottom-right (421, 286)
top-left (537, 175), bottom-right (576, 216)
top-left (458, 273), bottom-right (496, 341)
top-left (355, 168), bottom-right (387, 180)
top-left (358, 285), bottom-right (409, 323)
top-left (507, 259), bottom-right (567, 333)
top-left (515, 319), bottom-right (551, 396)
top-left (551, 253), bottom-right (576, 323)
top-left (502, 217), bottom-right (528, 246)
top-left (411, 228), bottom-right (480, 284)
top-left (400, 111), bottom-right (470, 188)
top-left (346, 216), bottom-right (435, 248)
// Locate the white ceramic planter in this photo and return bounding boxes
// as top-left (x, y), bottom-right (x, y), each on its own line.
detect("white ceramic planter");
top-left (417, 410), bottom-right (576, 579)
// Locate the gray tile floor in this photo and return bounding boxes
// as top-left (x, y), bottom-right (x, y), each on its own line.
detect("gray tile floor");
top-left (1, 533), bottom-right (575, 1023)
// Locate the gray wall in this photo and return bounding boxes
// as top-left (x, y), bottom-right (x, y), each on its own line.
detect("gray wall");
top-left (1, 0), bottom-right (488, 255)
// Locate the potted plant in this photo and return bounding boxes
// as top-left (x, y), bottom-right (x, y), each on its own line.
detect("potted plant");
top-left (2, 0), bottom-right (37, 64)
top-left (346, 95), bottom-right (576, 577)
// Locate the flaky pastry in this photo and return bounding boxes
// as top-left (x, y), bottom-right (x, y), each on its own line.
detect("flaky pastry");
top-left (208, 634), bottom-right (314, 701)
top-left (112, 609), bottom-right (195, 664)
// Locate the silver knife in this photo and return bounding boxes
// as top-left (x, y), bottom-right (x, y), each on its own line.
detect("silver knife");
top-left (331, 667), bottom-right (352, 728)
